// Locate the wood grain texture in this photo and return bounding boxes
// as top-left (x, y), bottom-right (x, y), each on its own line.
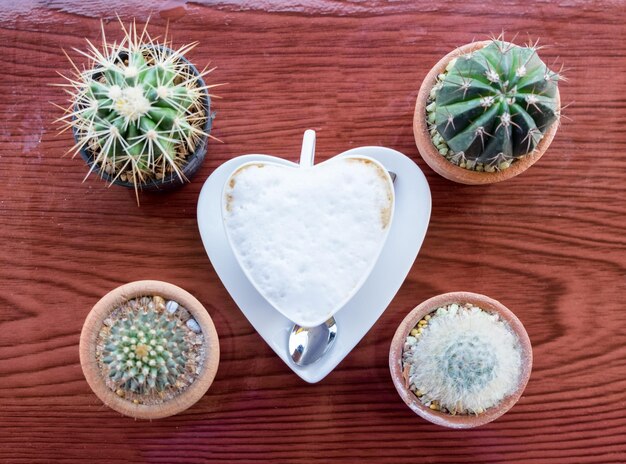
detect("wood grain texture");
top-left (1, 0), bottom-right (625, 462)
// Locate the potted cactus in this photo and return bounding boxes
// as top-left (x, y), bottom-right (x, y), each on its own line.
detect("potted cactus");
top-left (413, 36), bottom-right (563, 184)
top-left (389, 292), bottom-right (532, 428)
top-left (79, 280), bottom-right (220, 419)
top-left (56, 20), bottom-right (218, 202)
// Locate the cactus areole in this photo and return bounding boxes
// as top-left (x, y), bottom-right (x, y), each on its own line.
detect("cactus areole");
top-left (80, 281), bottom-right (219, 419)
top-left (427, 40), bottom-right (560, 171)
top-left (60, 21), bottom-right (216, 201)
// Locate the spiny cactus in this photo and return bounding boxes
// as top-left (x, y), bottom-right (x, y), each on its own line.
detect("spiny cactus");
top-left (98, 296), bottom-right (203, 400)
top-left (403, 303), bottom-right (522, 415)
top-left (426, 37), bottom-right (562, 172)
top-left (57, 19), bottom-right (218, 202)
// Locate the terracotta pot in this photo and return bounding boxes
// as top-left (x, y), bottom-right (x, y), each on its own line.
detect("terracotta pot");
top-left (413, 41), bottom-right (561, 184)
top-left (79, 280), bottom-right (219, 419)
top-left (389, 291), bottom-right (532, 428)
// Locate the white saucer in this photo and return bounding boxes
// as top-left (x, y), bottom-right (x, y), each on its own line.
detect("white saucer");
top-left (197, 146), bottom-right (431, 383)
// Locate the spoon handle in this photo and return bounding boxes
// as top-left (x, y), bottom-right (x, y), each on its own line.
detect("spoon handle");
top-left (299, 130), bottom-right (316, 168)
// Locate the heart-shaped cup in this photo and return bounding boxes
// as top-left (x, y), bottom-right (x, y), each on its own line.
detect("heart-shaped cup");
top-left (221, 131), bottom-right (395, 327)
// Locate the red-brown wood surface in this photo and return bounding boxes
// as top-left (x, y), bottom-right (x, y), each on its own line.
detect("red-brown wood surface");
top-left (1, 1), bottom-right (625, 463)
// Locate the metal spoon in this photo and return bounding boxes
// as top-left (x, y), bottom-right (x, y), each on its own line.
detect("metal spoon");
top-left (288, 170), bottom-right (397, 366)
top-left (289, 317), bottom-right (338, 366)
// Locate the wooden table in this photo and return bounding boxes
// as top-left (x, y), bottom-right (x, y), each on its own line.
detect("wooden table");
top-left (1, 1), bottom-right (625, 462)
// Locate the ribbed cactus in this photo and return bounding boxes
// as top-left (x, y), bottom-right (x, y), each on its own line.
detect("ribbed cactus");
top-left (98, 296), bottom-right (200, 398)
top-left (58, 20), bottom-right (215, 201)
top-left (403, 304), bottom-right (522, 415)
top-left (426, 39), bottom-right (561, 171)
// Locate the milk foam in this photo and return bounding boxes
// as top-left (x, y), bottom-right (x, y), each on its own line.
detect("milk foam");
top-left (223, 157), bottom-right (393, 326)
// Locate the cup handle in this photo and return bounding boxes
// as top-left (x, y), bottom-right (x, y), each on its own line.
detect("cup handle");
top-left (299, 130), bottom-right (316, 168)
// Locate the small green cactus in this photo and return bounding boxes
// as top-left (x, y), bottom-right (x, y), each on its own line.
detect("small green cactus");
top-left (58, 20), bottom-right (218, 201)
top-left (403, 303), bottom-right (522, 415)
top-left (98, 296), bottom-right (203, 401)
top-left (427, 37), bottom-right (562, 172)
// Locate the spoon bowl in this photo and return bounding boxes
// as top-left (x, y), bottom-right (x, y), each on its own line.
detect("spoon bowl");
top-left (289, 317), bottom-right (337, 366)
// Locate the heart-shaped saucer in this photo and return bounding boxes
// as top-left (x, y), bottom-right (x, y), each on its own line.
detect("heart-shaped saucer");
top-left (221, 132), bottom-right (395, 328)
top-left (197, 131), bottom-right (431, 383)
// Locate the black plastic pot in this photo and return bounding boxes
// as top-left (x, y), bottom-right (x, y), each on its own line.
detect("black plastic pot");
top-left (74, 46), bottom-right (214, 192)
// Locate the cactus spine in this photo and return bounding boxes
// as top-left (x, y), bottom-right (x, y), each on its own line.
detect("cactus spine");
top-left (427, 38), bottom-right (561, 171)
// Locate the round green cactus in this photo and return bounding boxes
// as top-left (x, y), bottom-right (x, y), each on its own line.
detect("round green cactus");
top-left (98, 296), bottom-right (201, 398)
top-left (59, 20), bottom-right (217, 201)
top-left (85, 48), bottom-right (203, 167)
top-left (427, 39), bottom-right (561, 171)
top-left (102, 308), bottom-right (187, 394)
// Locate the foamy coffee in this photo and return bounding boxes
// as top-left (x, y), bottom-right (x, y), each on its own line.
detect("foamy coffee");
top-left (223, 157), bottom-right (394, 327)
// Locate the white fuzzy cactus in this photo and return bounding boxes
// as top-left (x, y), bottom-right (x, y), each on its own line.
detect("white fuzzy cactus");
top-left (404, 304), bottom-right (522, 415)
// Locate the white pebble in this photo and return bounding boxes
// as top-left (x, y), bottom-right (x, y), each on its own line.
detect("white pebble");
top-left (186, 319), bottom-right (201, 333)
top-left (166, 300), bottom-right (179, 314)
